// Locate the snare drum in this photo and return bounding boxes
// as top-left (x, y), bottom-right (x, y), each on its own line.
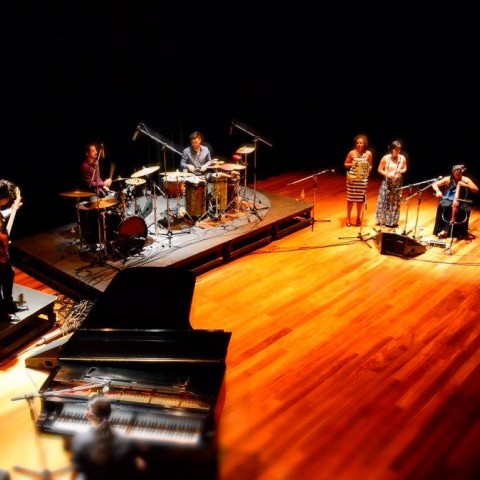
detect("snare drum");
top-left (163, 176), bottom-right (185, 198)
top-left (185, 177), bottom-right (207, 218)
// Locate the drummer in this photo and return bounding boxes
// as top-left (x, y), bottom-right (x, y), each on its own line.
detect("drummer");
top-left (180, 131), bottom-right (213, 177)
top-left (80, 142), bottom-right (113, 197)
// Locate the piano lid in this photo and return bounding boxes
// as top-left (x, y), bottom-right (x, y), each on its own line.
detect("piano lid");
top-left (81, 266), bottom-right (196, 330)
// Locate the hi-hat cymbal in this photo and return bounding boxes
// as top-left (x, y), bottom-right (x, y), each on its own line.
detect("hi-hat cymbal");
top-left (159, 171), bottom-right (194, 177)
top-left (125, 178), bottom-right (146, 186)
top-left (131, 165), bottom-right (160, 178)
top-left (59, 189), bottom-right (94, 198)
top-left (219, 163), bottom-right (246, 171)
top-left (78, 198), bottom-right (118, 210)
top-left (236, 146), bottom-right (255, 154)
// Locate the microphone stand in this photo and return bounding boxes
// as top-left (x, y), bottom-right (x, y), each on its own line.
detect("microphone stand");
top-left (134, 123), bottom-right (189, 247)
top-left (288, 169), bottom-right (334, 231)
top-left (231, 121), bottom-right (272, 220)
top-left (396, 176), bottom-right (442, 240)
top-left (338, 193), bottom-right (375, 248)
top-left (90, 144), bottom-right (110, 266)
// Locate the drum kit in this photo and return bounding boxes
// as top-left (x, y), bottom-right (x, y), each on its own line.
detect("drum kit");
top-left (59, 143), bottom-right (258, 257)
top-left (59, 165), bottom-right (162, 259)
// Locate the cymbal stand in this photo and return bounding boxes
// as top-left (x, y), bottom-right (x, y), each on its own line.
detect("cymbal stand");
top-left (288, 169), bottom-right (333, 231)
top-left (231, 121), bottom-right (272, 220)
top-left (11, 393), bottom-right (72, 480)
top-left (338, 193), bottom-right (375, 248)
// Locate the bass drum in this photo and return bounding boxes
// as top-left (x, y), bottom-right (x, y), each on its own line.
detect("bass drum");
top-left (114, 216), bottom-right (148, 257)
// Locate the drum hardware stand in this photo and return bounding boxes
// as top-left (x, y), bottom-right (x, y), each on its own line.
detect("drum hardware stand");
top-left (288, 169), bottom-right (334, 231)
top-left (131, 123), bottom-right (189, 247)
top-left (338, 194), bottom-right (375, 248)
top-left (231, 120), bottom-right (272, 221)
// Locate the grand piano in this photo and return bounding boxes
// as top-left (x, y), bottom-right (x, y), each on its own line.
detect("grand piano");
top-left (35, 266), bottom-right (231, 479)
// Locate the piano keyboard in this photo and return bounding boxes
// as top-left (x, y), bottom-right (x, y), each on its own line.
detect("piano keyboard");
top-left (45, 401), bottom-right (204, 446)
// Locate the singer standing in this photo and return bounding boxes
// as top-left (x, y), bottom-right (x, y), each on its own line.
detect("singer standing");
top-left (80, 143), bottom-right (112, 197)
top-left (431, 164), bottom-right (478, 239)
top-left (344, 134), bottom-right (373, 227)
top-left (69, 394), bottom-right (146, 480)
top-left (180, 131), bottom-right (212, 175)
top-left (375, 140), bottom-right (407, 228)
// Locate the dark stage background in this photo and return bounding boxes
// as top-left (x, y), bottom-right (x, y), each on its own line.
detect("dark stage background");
top-left (5, 1), bottom-right (479, 238)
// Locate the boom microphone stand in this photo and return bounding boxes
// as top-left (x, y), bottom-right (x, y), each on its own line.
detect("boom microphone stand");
top-left (131, 122), bottom-right (189, 247)
top-left (288, 169), bottom-right (334, 231)
top-left (396, 176), bottom-right (442, 240)
top-left (10, 392), bottom-right (74, 479)
top-left (338, 193), bottom-right (375, 248)
top-left (231, 120), bottom-right (272, 220)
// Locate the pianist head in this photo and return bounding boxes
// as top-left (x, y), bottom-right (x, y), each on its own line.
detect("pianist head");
top-left (87, 394), bottom-right (112, 425)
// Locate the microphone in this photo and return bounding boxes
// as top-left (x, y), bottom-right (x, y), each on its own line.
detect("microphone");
top-left (132, 125), bottom-right (141, 141)
top-left (229, 119), bottom-right (235, 136)
top-left (99, 143), bottom-right (105, 159)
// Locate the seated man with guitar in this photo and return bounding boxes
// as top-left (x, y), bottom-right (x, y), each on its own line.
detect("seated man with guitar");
top-left (431, 164), bottom-right (478, 239)
top-left (0, 179), bottom-right (26, 316)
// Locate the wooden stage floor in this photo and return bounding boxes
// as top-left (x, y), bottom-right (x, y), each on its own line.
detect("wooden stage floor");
top-left (11, 187), bottom-right (313, 300)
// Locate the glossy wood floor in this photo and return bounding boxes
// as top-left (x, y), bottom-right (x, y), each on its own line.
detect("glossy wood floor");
top-left (1, 171), bottom-right (480, 480)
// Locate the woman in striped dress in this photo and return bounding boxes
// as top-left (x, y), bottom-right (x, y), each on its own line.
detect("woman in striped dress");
top-left (344, 134), bottom-right (373, 226)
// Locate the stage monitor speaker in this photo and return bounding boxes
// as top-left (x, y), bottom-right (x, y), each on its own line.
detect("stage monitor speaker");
top-left (375, 232), bottom-right (426, 258)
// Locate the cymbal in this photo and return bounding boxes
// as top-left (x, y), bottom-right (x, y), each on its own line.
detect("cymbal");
top-left (125, 178), bottom-right (146, 186)
top-left (79, 198), bottom-right (118, 210)
top-left (131, 165), bottom-right (160, 178)
top-left (159, 171), bottom-right (194, 177)
top-left (59, 189), bottom-right (94, 198)
top-left (112, 177), bottom-right (128, 182)
top-left (236, 146), bottom-right (255, 154)
top-left (219, 163), bottom-right (246, 171)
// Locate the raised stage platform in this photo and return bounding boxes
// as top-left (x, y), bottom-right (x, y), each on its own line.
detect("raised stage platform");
top-left (0, 285), bottom-right (57, 365)
top-left (11, 188), bottom-right (313, 300)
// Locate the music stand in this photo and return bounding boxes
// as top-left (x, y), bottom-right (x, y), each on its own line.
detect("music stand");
top-left (231, 120), bottom-right (272, 220)
top-left (287, 169), bottom-right (334, 231)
